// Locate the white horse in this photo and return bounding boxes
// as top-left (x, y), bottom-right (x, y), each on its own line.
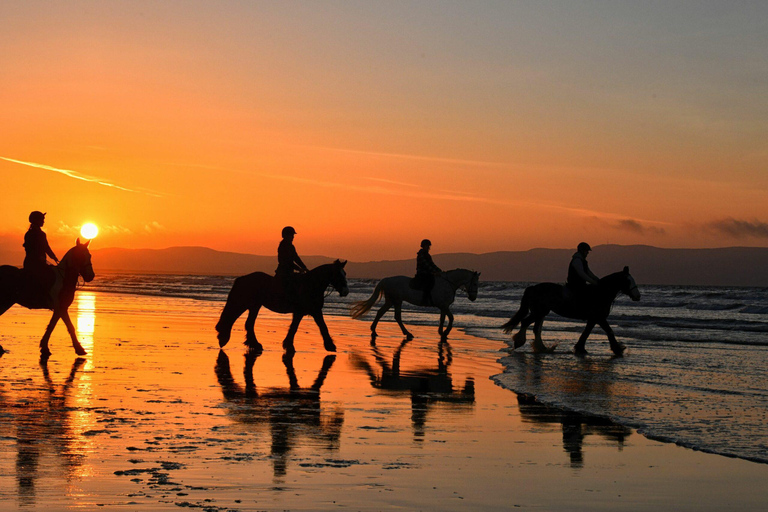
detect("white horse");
top-left (350, 269), bottom-right (479, 340)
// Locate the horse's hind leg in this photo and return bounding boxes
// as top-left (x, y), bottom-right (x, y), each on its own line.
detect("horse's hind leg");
top-left (60, 309), bottom-right (87, 356)
top-left (574, 320), bottom-right (596, 355)
top-left (393, 302), bottom-right (413, 340)
top-left (243, 306), bottom-right (263, 353)
top-left (439, 309), bottom-right (454, 339)
top-left (370, 300), bottom-right (392, 339)
top-left (531, 317), bottom-right (550, 353)
top-left (282, 312), bottom-right (304, 353)
top-left (513, 314), bottom-right (535, 348)
top-left (0, 301), bottom-right (13, 354)
top-left (598, 319), bottom-right (625, 356)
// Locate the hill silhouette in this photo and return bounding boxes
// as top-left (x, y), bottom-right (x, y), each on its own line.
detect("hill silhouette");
top-left (2, 244), bottom-right (766, 286)
top-left (88, 245), bottom-right (768, 286)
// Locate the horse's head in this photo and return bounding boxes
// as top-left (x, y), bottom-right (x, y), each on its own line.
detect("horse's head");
top-left (330, 259), bottom-right (349, 297)
top-left (62, 238), bottom-right (95, 283)
top-left (621, 266), bottom-right (640, 301)
top-left (467, 271), bottom-right (480, 302)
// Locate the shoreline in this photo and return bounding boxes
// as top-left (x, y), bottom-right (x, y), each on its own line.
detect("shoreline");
top-left (1, 290), bottom-right (767, 510)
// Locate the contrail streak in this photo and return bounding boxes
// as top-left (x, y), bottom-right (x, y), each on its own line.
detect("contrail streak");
top-left (0, 156), bottom-right (161, 196)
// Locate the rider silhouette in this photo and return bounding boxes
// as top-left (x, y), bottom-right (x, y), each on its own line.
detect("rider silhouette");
top-left (23, 211), bottom-right (59, 299)
top-left (566, 242), bottom-right (599, 300)
top-left (275, 226), bottom-right (308, 303)
top-left (414, 239), bottom-right (442, 306)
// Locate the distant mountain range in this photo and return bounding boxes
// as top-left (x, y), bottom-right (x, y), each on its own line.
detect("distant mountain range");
top-left (80, 245), bottom-right (768, 286)
top-left (1, 244), bottom-right (765, 286)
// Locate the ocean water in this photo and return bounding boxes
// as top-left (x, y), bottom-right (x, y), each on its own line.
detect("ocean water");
top-left (83, 272), bottom-right (768, 464)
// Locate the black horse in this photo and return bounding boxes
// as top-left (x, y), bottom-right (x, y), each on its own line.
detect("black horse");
top-left (216, 260), bottom-right (349, 353)
top-left (0, 239), bottom-right (95, 357)
top-left (501, 267), bottom-right (640, 355)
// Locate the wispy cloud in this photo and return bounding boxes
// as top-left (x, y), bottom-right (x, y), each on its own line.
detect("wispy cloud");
top-left (302, 145), bottom-right (507, 168)
top-left (173, 161), bottom-right (669, 226)
top-left (613, 219), bottom-right (667, 235)
top-left (707, 218), bottom-right (768, 239)
top-left (0, 156), bottom-right (162, 196)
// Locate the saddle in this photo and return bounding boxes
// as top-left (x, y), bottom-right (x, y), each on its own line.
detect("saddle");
top-left (19, 265), bottom-right (60, 309)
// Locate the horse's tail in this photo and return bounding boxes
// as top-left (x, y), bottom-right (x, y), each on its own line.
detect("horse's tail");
top-left (350, 280), bottom-right (385, 319)
top-left (215, 276), bottom-right (250, 347)
top-left (501, 289), bottom-right (530, 334)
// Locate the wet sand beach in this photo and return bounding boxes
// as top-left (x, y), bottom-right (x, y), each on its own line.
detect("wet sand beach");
top-left (1, 291), bottom-right (767, 511)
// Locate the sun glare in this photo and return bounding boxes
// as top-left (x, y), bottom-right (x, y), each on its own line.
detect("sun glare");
top-left (80, 223), bottom-right (99, 240)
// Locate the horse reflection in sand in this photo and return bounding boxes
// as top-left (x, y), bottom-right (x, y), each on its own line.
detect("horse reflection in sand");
top-left (214, 351), bottom-right (344, 480)
top-left (516, 394), bottom-right (631, 468)
top-left (502, 267), bottom-right (640, 355)
top-left (0, 358), bottom-right (92, 506)
top-left (499, 352), bottom-right (631, 467)
top-left (0, 239), bottom-right (95, 357)
top-left (351, 268), bottom-right (479, 340)
top-left (349, 339), bottom-right (474, 441)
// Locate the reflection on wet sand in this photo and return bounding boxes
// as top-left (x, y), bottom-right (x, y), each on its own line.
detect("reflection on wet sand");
top-left (516, 394), bottom-right (631, 468)
top-left (349, 339), bottom-right (475, 441)
top-left (214, 350), bottom-right (344, 481)
top-left (505, 353), bottom-right (631, 467)
top-left (0, 358), bottom-right (95, 506)
top-left (74, 292), bottom-right (96, 354)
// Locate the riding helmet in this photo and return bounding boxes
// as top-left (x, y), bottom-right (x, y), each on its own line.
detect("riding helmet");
top-left (282, 226), bottom-right (297, 238)
top-left (421, 239), bottom-right (432, 248)
top-left (29, 211), bottom-right (46, 224)
top-left (577, 242), bottom-right (592, 253)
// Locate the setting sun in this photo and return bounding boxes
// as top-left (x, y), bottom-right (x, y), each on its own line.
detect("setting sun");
top-left (80, 223), bottom-right (99, 240)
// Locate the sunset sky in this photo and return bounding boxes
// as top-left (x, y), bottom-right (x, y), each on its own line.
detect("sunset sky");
top-left (1, 1), bottom-right (767, 261)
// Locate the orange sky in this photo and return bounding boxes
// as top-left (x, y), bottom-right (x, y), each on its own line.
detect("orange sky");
top-left (1, 2), bottom-right (767, 261)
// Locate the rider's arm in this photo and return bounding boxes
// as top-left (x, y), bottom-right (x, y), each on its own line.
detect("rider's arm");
top-left (572, 259), bottom-right (598, 285)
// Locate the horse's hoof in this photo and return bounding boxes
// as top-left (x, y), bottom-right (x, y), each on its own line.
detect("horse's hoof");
top-left (610, 343), bottom-right (626, 357)
top-left (574, 346), bottom-right (588, 357)
top-left (246, 343), bottom-right (264, 355)
top-left (405, 333), bottom-right (414, 341)
top-left (324, 340), bottom-right (337, 352)
top-left (218, 335), bottom-right (230, 348)
top-left (513, 337), bottom-right (526, 349)
top-left (75, 348), bottom-right (88, 356)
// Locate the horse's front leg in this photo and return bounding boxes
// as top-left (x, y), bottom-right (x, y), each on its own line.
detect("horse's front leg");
top-left (312, 312), bottom-right (336, 352)
top-left (574, 320), bottom-right (596, 355)
top-left (244, 306), bottom-right (263, 353)
top-left (438, 312), bottom-right (446, 336)
top-left (393, 302), bottom-right (413, 340)
top-left (40, 311), bottom-right (61, 358)
top-left (283, 312), bottom-right (304, 353)
top-left (598, 319), bottom-right (625, 356)
top-left (60, 308), bottom-right (87, 356)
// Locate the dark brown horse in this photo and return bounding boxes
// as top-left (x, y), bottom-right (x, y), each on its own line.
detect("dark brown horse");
top-left (0, 239), bottom-right (95, 357)
top-left (215, 260), bottom-right (349, 353)
top-left (501, 267), bottom-right (640, 355)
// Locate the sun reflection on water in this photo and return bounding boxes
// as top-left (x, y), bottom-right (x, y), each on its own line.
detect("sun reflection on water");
top-left (75, 292), bottom-right (96, 354)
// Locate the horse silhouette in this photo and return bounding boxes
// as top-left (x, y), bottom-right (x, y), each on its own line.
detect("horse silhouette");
top-left (0, 239), bottom-right (95, 357)
top-left (350, 268), bottom-right (479, 340)
top-left (214, 350), bottom-right (343, 479)
top-left (501, 267), bottom-right (640, 355)
top-left (216, 260), bottom-right (349, 353)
